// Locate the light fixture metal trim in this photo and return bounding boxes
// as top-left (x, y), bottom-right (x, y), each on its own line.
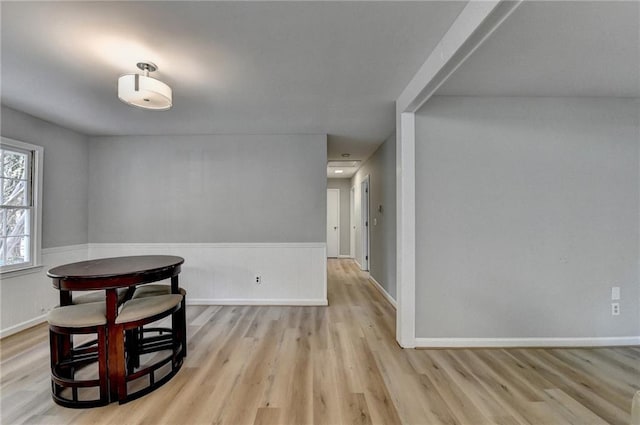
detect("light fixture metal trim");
top-left (118, 61), bottom-right (172, 111)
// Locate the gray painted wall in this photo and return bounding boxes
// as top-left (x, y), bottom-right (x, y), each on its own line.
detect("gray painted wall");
top-left (88, 134), bottom-right (326, 243)
top-left (415, 96), bottom-right (640, 338)
top-left (1, 105), bottom-right (89, 248)
top-left (352, 133), bottom-right (396, 299)
top-left (327, 178), bottom-right (351, 256)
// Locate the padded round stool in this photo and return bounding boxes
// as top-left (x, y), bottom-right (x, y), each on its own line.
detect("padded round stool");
top-left (113, 293), bottom-right (184, 403)
top-left (47, 302), bottom-right (109, 408)
top-left (132, 285), bottom-right (187, 357)
top-left (72, 288), bottom-right (129, 305)
top-left (132, 284), bottom-right (171, 299)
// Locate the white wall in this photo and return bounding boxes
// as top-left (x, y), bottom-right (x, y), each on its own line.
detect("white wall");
top-left (326, 178), bottom-right (351, 256)
top-left (414, 96), bottom-right (640, 342)
top-left (89, 134), bottom-right (326, 243)
top-left (1, 105), bottom-right (89, 247)
top-left (352, 132), bottom-right (397, 300)
top-left (1, 106), bottom-right (90, 336)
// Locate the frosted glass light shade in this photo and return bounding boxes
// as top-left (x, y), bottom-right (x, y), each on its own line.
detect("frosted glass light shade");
top-left (118, 74), bottom-right (172, 110)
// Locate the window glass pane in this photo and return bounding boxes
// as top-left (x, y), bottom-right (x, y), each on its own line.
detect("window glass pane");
top-left (2, 150), bottom-right (27, 179)
top-left (0, 141), bottom-right (38, 272)
top-left (1, 178), bottom-right (27, 206)
top-left (3, 236), bottom-right (29, 265)
top-left (5, 208), bottom-right (28, 237)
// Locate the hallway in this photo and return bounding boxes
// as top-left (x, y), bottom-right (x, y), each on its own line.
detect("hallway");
top-left (1, 259), bottom-right (638, 424)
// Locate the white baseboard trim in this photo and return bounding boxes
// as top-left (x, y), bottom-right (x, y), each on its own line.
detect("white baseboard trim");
top-left (337, 255), bottom-right (352, 259)
top-left (0, 314), bottom-right (47, 339)
top-left (368, 276), bottom-right (397, 309)
top-left (414, 336), bottom-right (640, 348)
top-left (42, 243), bottom-right (89, 255)
top-left (354, 259), bottom-right (362, 269)
top-left (188, 298), bottom-right (328, 306)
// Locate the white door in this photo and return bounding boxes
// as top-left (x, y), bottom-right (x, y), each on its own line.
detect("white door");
top-left (350, 186), bottom-right (356, 258)
top-left (361, 177), bottom-right (370, 270)
top-left (327, 189), bottom-right (340, 258)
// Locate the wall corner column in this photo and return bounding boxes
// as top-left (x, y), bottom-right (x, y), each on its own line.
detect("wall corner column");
top-left (396, 111), bottom-right (416, 348)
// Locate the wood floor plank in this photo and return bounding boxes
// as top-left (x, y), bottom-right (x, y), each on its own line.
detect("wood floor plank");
top-left (352, 337), bottom-right (401, 425)
top-left (510, 349), bottom-right (631, 425)
top-left (1, 259), bottom-right (638, 424)
top-left (449, 350), bottom-right (534, 425)
top-left (543, 388), bottom-right (610, 425)
top-left (418, 351), bottom-right (489, 424)
top-left (438, 351), bottom-right (505, 416)
top-left (347, 393), bottom-right (373, 425)
top-left (252, 407), bottom-right (281, 425)
top-left (561, 348), bottom-right (640, 391)
top-left (312, 349), bottom-right (342, 425)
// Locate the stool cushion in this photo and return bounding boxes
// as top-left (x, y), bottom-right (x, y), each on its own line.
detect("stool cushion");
top-left (132, 284), bottom-right (171, 299)
top-left (116, 294), bottom-right (183, 324)
top-left (73, 288), bottom-right (128, 304)
top-left (47, 302), bottom-right (107, 328)
top-left (133, 285), bottom-right (186, 299)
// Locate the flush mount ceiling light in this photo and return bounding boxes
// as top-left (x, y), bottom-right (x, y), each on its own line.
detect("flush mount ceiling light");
top-left (327, 160), bottom-right (360, 168)
top-left (334, 169), bottom-right (344, 174)
top-left (118, 62), bottom-right (172, 110)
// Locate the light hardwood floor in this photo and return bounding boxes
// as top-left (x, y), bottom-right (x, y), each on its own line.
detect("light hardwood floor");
top-left (1, 259), bottom-right (638, 424)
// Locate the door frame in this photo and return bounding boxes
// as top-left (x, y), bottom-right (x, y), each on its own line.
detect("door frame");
top-left (350, 186), bottom-right (356, 258)
top-left (326, 188), bottom-right (340, 258)
top-left (360, 176), bottom-right (370, 270)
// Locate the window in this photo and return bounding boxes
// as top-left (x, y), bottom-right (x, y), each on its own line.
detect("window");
top-left (0, 137), bottom-right (43, 273)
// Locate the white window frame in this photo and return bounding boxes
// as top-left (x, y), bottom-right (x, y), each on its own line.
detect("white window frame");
top-left (0, 137), bottom-right (44, 275)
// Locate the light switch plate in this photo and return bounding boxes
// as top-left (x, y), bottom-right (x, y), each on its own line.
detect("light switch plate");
top-left (611, 286), bottom-right (620, 300)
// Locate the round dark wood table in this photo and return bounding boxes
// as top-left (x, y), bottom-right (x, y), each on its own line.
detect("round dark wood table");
top-left (47, 255), bottom-right (185, 402)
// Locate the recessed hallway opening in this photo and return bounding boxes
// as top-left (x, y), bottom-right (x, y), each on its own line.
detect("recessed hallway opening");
top-left (1, 259), bottom-right (638, 424)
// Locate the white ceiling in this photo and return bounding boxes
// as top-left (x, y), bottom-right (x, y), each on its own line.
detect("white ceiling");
top-left (437, 1), bottom-right (640, 98)
top-left (0, 1), bottom-right (466, 161)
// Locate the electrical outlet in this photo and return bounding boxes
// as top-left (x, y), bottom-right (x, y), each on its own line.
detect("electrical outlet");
top-left (255, 275), bottom-right (262, 284)
top-left (611, 302), bottom-right (620, 316)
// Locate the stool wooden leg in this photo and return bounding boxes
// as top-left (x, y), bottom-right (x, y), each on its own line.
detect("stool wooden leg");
top-left (125, 329), bottom-right (140, 374)
top-left (49, 329), bottom-right (58, 369)
top-left (49, 329), bottom-right (60, 398)
top-left (60, 336), bottom-right (73, 379)
top-left (57, 291), bottom-right (73, 380)
top-left (177, 295), bottom-right (187, 358)
top-left (97, 326), bottom-right (109, 404)
top-left (108, 324), bottom-right (125, 402)
top-left (171, 311), bottom-right (179, 366)
top-left (105, 288), bottom-right (121, 403)
top-left (171, 276), bottom-right (179, 294)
